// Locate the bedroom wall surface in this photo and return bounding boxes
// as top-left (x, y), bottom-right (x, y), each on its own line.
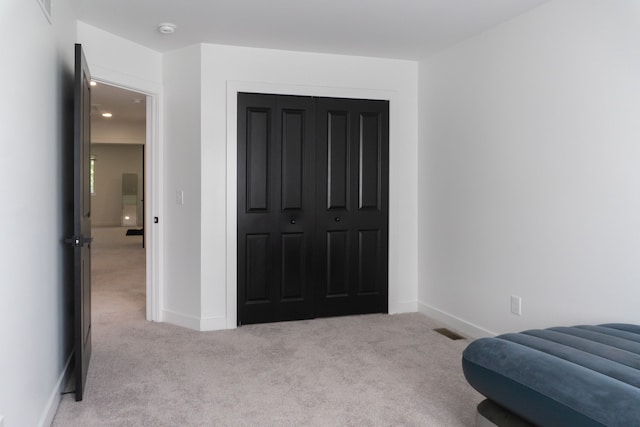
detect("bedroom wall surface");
top-left (199, 44), bottom-right (419, 329)
top-left (77, 21), bottom-right (161, 88)
top-left (161, 45), bottom-right (203, 327)
top-left (0, 0), bottom-right (77, 425)
top-left (419, 0), bottom-right (640, 337)
top-left (93, 119), bottom-right (146, 145)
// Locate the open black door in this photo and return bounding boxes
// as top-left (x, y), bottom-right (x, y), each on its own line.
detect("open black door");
top-left (67, 44), bottom-right (92, 401)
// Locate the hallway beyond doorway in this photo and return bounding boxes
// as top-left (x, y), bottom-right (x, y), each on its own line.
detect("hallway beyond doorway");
top-left (90, 227), bottom-right (146, 320)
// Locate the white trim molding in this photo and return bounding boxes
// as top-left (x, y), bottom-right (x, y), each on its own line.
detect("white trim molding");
top-left (418, 302), bottom-right (496, 339)
top-left (38, 353), bottom-right (73, 427)
top-left (162, 309), bottom-right (202, 331)
top-left (200, 316), bottom-right (227, 331)
top-left (391, 300), bottom-right (419, 314)
top-left (161, 310), bottom-right (225, 331)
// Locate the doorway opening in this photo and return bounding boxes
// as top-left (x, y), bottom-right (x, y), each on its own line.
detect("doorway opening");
top-left (90, 82), bottom-right (148, 319)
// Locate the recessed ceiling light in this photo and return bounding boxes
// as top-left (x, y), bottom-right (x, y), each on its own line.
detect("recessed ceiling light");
top-left (90, 81), bottom-right (97, 86)
top-left (102, 113), bottom-right (112, 118)
top-left (157, 23), bottom-right (176, 34)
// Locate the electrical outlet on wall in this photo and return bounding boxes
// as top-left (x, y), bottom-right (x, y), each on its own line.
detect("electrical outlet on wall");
top-left (176, 190), bottom-right (184, 205)
top-left (511, 295), bottom-right (522, 316)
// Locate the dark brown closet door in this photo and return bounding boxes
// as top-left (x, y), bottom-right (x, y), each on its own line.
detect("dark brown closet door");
top-left (237, 93), bottom-right (316, 325)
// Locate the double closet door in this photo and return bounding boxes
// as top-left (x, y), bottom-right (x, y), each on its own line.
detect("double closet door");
top-left (237, 93), bottom-right (389, 325)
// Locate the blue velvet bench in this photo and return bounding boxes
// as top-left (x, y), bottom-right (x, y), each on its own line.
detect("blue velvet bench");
top-left (462, 324), bottom-right (640, 426)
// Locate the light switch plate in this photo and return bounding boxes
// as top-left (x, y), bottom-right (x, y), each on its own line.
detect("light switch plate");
top-left (511, 295), bottom-right (522, 316)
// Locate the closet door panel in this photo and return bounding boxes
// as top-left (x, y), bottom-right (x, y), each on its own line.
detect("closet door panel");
top-left (238, 93), bottom-right (316, 325)
top-left (316, 97), bottom-right (389, 318)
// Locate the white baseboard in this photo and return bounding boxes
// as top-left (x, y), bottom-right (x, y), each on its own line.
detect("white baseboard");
top-left (418, 302), bottom-right (496, 339)
top-left (389, 300), bottom-right (418, 314)
top-left (162, 309), bottom-right (202, 331)
top-left (162, 309), bottom-right (230, 331)
top-left (38, 352), bottom-right (73, 427)
top-left (200, 316), bottom-right (227, 331)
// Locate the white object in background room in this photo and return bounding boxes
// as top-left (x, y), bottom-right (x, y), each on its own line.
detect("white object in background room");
top-left (122, 173), bottom-right (138, 226)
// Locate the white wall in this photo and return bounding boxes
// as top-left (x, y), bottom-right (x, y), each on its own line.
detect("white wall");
top-left (418, 0), bottom-right (640, 337)
top-left (0, 0), bottom-right (77, 425)
top-left (91, 144), bottom-right (144, 227)
top-left (93, 119), bottom-right (146, 145)
top-left (198, 44), bottom-right (419, 329)
top-left (161, 45), bottom-right (203, 327)
top-left (77, 21), bottom-right (162, 89)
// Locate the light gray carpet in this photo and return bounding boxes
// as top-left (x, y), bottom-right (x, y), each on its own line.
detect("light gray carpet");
top-left (53, 227), bottom-right (482, 426)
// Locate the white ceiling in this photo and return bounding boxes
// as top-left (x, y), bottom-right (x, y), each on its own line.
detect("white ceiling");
top-left (92, 83), bottom-right (146, 121)
top-left (71, 0), bottom-right (551, 60)
top-left (82, 0), bottom-right (551, 123)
